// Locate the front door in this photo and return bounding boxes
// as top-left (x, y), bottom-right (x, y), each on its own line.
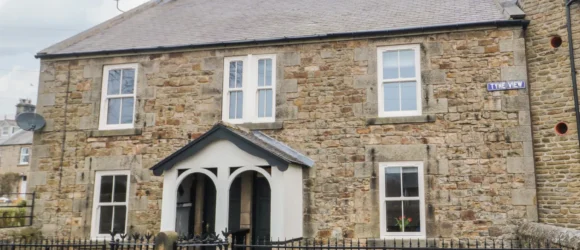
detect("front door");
top-left (252, 175), bottom-right (271, 243)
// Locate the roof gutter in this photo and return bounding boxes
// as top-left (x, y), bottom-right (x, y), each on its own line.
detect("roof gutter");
top-left (35, 20), bottom-right (530, 59)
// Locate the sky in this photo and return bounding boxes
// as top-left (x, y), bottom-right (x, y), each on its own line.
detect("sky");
top-left (0, 0), bottom-right (149, 119)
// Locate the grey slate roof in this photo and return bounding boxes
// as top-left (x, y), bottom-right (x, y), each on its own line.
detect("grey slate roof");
top-left (150, 122), bottom-right (314, 175)
top-left (226, 125), bottom-right (315, 168)
top-left (0, 130), bottom-right (33, 146)
top-left (39, 0), bottom-right (512, 57)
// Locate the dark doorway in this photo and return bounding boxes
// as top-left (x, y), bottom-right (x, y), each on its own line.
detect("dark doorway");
top-left (252, 174), bottom-right (271, 243)
top-left (175, 173), bottom-right (216, 238)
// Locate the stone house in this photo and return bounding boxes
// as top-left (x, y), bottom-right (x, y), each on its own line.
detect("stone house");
top-left (26, 0), bottom-right (540, 240)
top-left (0, 100), bottom-right (35, 196)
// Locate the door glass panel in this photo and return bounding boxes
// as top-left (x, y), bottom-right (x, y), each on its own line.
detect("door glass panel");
top-left (402, 167), bottom-right (419, 197)
top-left (399, 50), bottom-right (416, 78)
top-left (113, 206), bottom-right (127, 234)
top-left (385, 167), bottom-right (401, 197)
top-left (107, 70), bottom-right (121, 95)
top-left (98, 206), bottom-right (113, 234)
top-left (113, 175), bottom-right (128, 202)
top-left (385, 201), bottom-right (402, 232)
top-left (400, 81), bottom-right (417, 111)
top-left (99, 176), bottom-right (113, 202)
top-left (403, 200), bottom-right (421, 232)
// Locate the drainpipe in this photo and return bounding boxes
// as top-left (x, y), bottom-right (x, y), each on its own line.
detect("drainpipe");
top-left (566, 0), bottom-right (580, 147)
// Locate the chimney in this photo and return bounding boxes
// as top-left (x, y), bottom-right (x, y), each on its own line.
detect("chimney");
top-left (16, 99), bottom-right (35, 116)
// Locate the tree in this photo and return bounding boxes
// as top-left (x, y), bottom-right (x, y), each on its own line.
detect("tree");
top-left (0, 173), bottom-right (21, 196)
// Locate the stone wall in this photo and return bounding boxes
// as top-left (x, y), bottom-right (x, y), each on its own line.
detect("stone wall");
top-left (32, 26), bottom-right (534, 239)
top-left (519, 222), bottom-right (580, 249)
top-left (519, 0), bottom-right (580, 228)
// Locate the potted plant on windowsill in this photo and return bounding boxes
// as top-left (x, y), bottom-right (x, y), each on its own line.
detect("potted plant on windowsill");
top-left (395, 216), bottom-right (412, 231)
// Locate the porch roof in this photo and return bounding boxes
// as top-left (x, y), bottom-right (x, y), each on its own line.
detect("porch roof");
top-left (150, 122), bottom-right (314, 176)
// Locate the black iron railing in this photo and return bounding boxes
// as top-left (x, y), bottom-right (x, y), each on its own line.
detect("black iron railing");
top-left (228, 238), bottom-right (566, 250)
top-left (0, 192), bottom-right (34, 229)
top-left (0, 232), bottom-right (155, 250)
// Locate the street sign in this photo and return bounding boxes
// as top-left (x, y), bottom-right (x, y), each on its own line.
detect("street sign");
top-left (487, 80), bottom-right (526, 91)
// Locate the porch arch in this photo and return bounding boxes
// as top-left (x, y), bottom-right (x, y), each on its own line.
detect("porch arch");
top-left (176, 168), bottom-right (218, 188)
top-left (227, 166), bottom-right (272, 189)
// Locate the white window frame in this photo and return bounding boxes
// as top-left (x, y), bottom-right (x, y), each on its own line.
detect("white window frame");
top-left (379, 161), bottom-right (426, 239)
top-left (19, 147), bottom-right (30, 165)
top-left (377, 45), bottom-right (422, 118)
top-left (222, 54), bottom-right (276, 124)
top-left (1, 127), bottom-right (8, 136)
top-left (99, 64), bottom-right (138, 130)
top-left (90, 170), bottom-right (131, 240)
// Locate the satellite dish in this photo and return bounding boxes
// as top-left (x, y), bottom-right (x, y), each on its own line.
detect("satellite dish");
top-left (16, 112), bottom-right (46, 131)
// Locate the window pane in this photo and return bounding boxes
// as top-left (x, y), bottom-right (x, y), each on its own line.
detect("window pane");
top-left (400, 50), bottom-right (416, 78)
top-left (99, 176), bottom-right (113, 202)
top-left (121, 69), bottom-right (135, 94)
top-left (113, 175), bottom-right (128, 202)
top-left (229, 91), bottom-right (243, 119)
top-left (107, 70), bottom-right (121, 95)
top-left (113, 206), bottom-right (127, 234)
top-left (229, 62), bottom-right (237, 88)
top-left (98, 206), bottom-right (113, 234)
top-left (400, 81), bottom-right (417, 111)
top-left (382, 51), bottom-right (398, 79)
top-left (403, 200), bottom-right (421, 232)
top-left (258, 59), bottom-right (265, 87)
top-left (385, 167), bottom-right (401, 197)
top-left (383, 83), bottom-right (400, 112)
top-left (21, 155), bottom-right (29, 164)
top-left (229, 92), bottom-right (237, 119)
top-left (257, 89), bottom-right (273, 118)
top-left (107, 98), bottom-right (121, 125)
top-left (402, 167), bottom-right (419, 197)
top-left (266, 59), bottom-right (273, 86)
top-left (236, 91), bottom-right (243, 118)
top-left (120, 98), bottom-right (134, 124)
top-left (385, 201), bottom-right (403, 232)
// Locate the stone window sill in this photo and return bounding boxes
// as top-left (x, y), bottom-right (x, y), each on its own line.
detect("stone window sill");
top-left (238, 122), bottom-right (283, 130)
top-left (86, 128), bottom-right (142, 137)
top-left (367, 115), bottom-right (436, 125)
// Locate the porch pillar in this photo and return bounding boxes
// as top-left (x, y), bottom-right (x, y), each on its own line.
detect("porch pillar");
top-left (214, 166), bottom-right (230, 234)
top-left (160, 169), bottom-right (178, 231)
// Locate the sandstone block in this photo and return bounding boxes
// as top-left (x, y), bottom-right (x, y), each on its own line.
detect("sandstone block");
top-left (512, 189), bottom-right (536, 205)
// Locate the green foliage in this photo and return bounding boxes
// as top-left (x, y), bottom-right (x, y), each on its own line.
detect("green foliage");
top-left (0, 172), bottom-right (21, 196)
top-left (0, 207), bottom-right (26, 228)
top-left (16, 200), bottom-right (26, 207)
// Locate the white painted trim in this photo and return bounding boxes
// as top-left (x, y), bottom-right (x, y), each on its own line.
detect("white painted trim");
top-left (378, 161), bottom-right (426, 239)
top-left (377, 45), bottom-right (422, 118)
top-left (99, 63), bottom-right (138, 130)
top-left (19, 147), bottom-right (30, 165)
top-left (222, 54), bottom-right (277, 124)
top-left (90, 170), bottom-right (131, 239)
top-left (227, 166), bottom-right (272, 188)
